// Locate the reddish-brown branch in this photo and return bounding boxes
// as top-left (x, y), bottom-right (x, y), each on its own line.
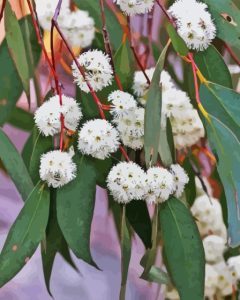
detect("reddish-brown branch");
top-left (188, 53), bottom-right (201, 105)
top-left (127, 16), bottom-right (151, 85)
top-left (0, 0), bottom-right (6, 23)
top-left (155, 0), bottom-right (174, 25)
top-left (99, 0), bottom-right (123, 91)
top-left (224, 43), bottom-right (240, 67)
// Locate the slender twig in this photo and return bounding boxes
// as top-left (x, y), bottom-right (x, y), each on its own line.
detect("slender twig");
top-left (224, 43), bottom-right (240, 67)
top-left (99, 0), bottom-right (123, 90)
top-left (0, 0), bottom-right (6, 23)
top-left (188, 53), bottom-right (201, 105)
top-left (155, 0), bottom-right (174, 25)
top-left (127, 16), bottom-right (151, 85)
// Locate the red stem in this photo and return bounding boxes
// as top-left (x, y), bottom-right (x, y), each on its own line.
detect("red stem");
top-left (224, 43), bottom-right (240, 67)
top-left (99, 0), bottom-right (123, 91)
top-left (188, 53), bottom-right (201, 105)
top-left (155, 0), bottom-right (175, 25)
top-left (0, 0), bottom-right (6, 23)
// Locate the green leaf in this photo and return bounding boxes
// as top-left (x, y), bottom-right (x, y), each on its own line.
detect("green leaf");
top-left (57, 155), bottom-right (97, 267)
top-left (74, 0), bottom-right (122, 49)
top-left (194, 45), bottom-right (232, 88)
top-left (41, 189), bottom-right (77, 296)
top-left (159, 197), bottom-right (205, 300)
top-left (5, 1), bottom-right (30, 97)
top-left (144, 43), bottom-right (169, 166)
top-left (119, 205), bottom-right (131, 300)
top-left (126, 200), bottom-right (152, 249)
top-left (114, 40), bottom-right (133, 90)
top-left (182, 158), bottom-right (197, 207)
top-left (7, 107), bottom-right (34, 131)
top-left (166, 23), bottom-right (188, 56)
top-left (203, 0), bottom-right (240, 49)
top-left (29, 128), bottom-right (53, 184)
top-left (159, 118), bottom-right (174, 167)
top-left (0, 128), bottom-right (34, 201)
top-left (0, 182), bottom-right (50, 287)
top-left (92, 157), bottom-right (113, 188)
top-left (0, 16), bottom-right (41, 125)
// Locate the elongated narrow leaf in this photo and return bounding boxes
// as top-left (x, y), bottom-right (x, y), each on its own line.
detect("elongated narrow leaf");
top-left (126, 200), bottom-right (152, 249)
top-left (0, 182), bottom-right (50, 287)
top-left (203, 0), bottom-right (240, 49)
top-left (5, 1), bottom-right (30, 97)
top-left (159, 118), bottom-right (174, 167)
top-left (159, 197), bottom-right (205, 300)
top-left (42, 189), bottom-right (77, 295)
top-left (166, 23), bottom-right (188, 56)
top-left (8, 107), bottom-right (34, 131)
top-left (144, 43), bottom-right (169, 166)
top-left (57, 155), bottom-right (97, 266)
top-left (0, 128), bottom-right (34, 200)
top-left (194, 45), bottom-right (232, 88)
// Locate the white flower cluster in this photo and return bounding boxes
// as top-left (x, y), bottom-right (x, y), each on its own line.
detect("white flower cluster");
top-left (34, 95), bottom-right (82, 136)
top-left (113, 0), bottom-right (155, 16)
top-left (168, 0), bottom-right (216, 51)
top-left (107, 163), bottom-right (189, 204)
top-left (78, 119), bottom-right (120, 160)
top-left (72, 50), bottom-right (113, 93)
top-left (40, 150), bottom-right (76, 188)
top-left (132, 68), bottom-right (205, 149)
top-left (35, 0), bottom-right (95, 48)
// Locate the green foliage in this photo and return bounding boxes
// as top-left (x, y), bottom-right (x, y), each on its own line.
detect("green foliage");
top-left (0, 182), bottom-right (50, 287)
top-left (8, 107), bottom-right (34, 131)
top-left (166, 23), bottom-right (188, 56)
top-left (159, 197), bottom-right (205, 300)
top-left (57, 155), bottom-right (97, 267)
top-left (0, 128), bottom-right (33, 201)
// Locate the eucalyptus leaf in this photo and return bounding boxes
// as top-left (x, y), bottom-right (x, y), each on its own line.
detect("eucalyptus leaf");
top-left (0, 128), bottom-right (34, 201)
top-left (8, 107), bottom-right (34, 131)
top-left (0, 182), bottom-right (50, 287)
top-left (166, 23), bottom-right (188, 56)
top-left (159, 197), bottom-right (205, 300)
top-left (57, 155), bottom-right (98, 267)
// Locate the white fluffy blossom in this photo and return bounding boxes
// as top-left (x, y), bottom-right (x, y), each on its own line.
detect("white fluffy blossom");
top-left (214, 261), bottom-right (236, 297)
top-left (205, 264), bottom-right (218, 299)
top-left (78, 119), bottom-right (120, 159)
top-left (145, 167), bottom-right (174, 204)
top-left (168, 0), bottom-right (216, 51)
top-left (227, 255), bottom-right (240, 281)
top-left (61, 9), bottom-right (95, 48)
top-left (203, 235), bottom-right (226, 263)
top-left (107, 162), bottom-right (147, 204)
top-left (35, 0), bottom-right (70, 31)
top-left (108, 90), bottom-right (137, 119)
top-left (40, 150), bottom-right (76, 188)
top-left (170, 164), bottom-right (189, 197)
top-left (113, 0), bottom-right (155, 16)
top-left (191, 195), bottom-right (227, 239)
top-left (72, 50), bottom-right (113, 93)
top-left (115, 107), bottom-right (145, 150)
top-left (34, 95), bottom-right (82, 136)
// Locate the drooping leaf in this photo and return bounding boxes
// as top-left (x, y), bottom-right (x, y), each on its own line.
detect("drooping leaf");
top-left (74, 0), bottom-right (122, 49)
top-left (8, 107), bottom-right (34, 131)
top-left (0, 16), bottom-right (41, 125)
top-left (144, 43), bottom-right (169, 166)
top-left (194, 45), bottom-right (232, 88)
top-left (159, 197), bottom-right (205, 300)
top-left (0, 128), bottom-right (34, 201)
top-left (57, 155), bottom-right (98, 267)
top-left (159, 118), bottom-right (174, 167)
top-left (92, 157), bottom-right (113, 188)
top-left (182, 157), bottom-right (197, 207)
top-left (0, 182), bottom-right (50, 287)
top-left (41, 189), bottom-right (77, 296)
top-left (203, 0), bottom-right (240, 49)
top-left (166, 23), bottom-right (188, 56)
top-left (126, 200), bottom-right (152, 249)
top-left (5, 1), bottom-right (30, 97)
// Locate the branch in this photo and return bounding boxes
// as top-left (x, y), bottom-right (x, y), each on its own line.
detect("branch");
top-left (155, 0), bottom-right (174, 25)
top-left (224, 43), bottom-right (240, 67)
top-left (99, 0), bottom-right (123, 90)
top-left (0, 0), bottom-right (6, 23)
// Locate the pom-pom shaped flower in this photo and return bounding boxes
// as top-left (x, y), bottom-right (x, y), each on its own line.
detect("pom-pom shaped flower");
top-left (108, 90), bottom-right (137, 119)
top-left (40, 150), bottom-right (76, 188)
top-left (203, 235), bottom-right (226, 263)
top-left (145, 167), bottom-right (174, 204)
top-left (205, 264), bottom-right (218, 299)
top-left (227, 255), bottom-right (240, 281)
top-left (168, 0), bottom-right (216, 51)
top-left (107, 162), bottom-right (146, 204)
top-left (72, 50), bottom-right (113, 93)
top-left (214, 261), bottom-right (237, 297)
top-left (170, 164), bottom-right (189, 197)
top-left (35, 0), bottom-right (70, 31)
top-left (113, 0), bottom-right (155, 16)
top-left (61, 10), bottom-right (95, 48)
top-left (34, 95), bottom-right (82, 136)
top-left (78, 119), bottom-right (120, 159)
